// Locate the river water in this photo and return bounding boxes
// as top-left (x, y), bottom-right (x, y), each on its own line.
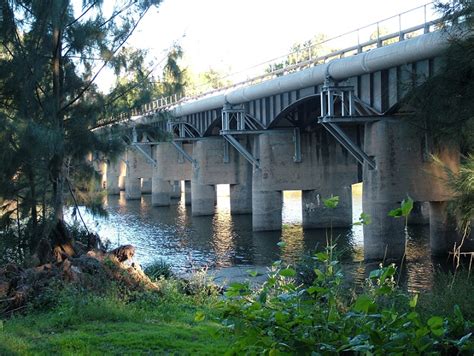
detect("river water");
top-left (69, 184), bottom-right (438, 292)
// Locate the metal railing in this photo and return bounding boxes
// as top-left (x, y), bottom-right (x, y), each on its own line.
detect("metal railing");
top-left (120, 2), bottom-right (444, 122)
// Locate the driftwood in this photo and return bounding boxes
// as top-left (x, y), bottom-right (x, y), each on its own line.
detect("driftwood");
top-left (0, 242), bottom-right (156, 317)
top-left (109, 245), bottom-right (135, 262)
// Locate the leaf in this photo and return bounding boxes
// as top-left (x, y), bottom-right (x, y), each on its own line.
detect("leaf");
top-left (315, 252), bottom-right (329, 262)
top-left (427, 316), bottom-right (443, 329)
top-left (401, 196), bottom-right (414, 216)
top-left (279, 268), bottom-right (296, 278)
top-left (388, 196), bottom-right (414, 218)
top-left (353, 295), bottom-right (376, 313)
top-left (409, 294), bottom-right (419, 308)
top-left (388, 207), bottom-right (403, 218)
top-left (360, 212), bottom-right (371, 225)
top-left (194, 311), bottom-right (205, 322)
top-left (427, 316), bottom-right (445, 336)
top-left (323, 196), bottom-right (339, 209)
top-left (454, 304), bottom-right (464, 322)
top-left (269, 348), bottom-right (279, 356)
top-left (276, 241), bottom-right (286, 247)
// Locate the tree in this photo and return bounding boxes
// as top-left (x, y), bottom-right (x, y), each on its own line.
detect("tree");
top-left (265, 33), bottom-right (336, 75)
top-left (406, 1), bottom-right (474, 238)
top-left (0, 0), bottom-right (161, 252)
top-left (406, 0), bottom-right (473, 153)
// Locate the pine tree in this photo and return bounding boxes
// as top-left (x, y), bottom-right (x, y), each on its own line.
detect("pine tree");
top-left (0, 0), bottom-right (161, 252)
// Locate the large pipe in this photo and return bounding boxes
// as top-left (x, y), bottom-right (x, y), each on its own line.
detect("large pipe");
top-left (172, 30), bottom-right (448, 117)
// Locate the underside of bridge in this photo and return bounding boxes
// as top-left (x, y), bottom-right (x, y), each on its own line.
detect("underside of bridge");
top-left (99, 29), bottom-right (472, 261)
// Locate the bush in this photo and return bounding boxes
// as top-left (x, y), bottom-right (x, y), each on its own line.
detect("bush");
top-left (144, 259), bottom-right (174, 280)
top-left (219, 245), bottom-right (474, 354)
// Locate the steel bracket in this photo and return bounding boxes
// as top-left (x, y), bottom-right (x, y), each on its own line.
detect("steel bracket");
top-left (319, 77), bottom-right (378, 169)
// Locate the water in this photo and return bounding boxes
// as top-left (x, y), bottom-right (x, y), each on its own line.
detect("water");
top-left (68, 184), bottom-right (437, 292)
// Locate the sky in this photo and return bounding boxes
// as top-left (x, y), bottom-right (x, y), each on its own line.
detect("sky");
top-left (99, 0), bottom-right (438, 91)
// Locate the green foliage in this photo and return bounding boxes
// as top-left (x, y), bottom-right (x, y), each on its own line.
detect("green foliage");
top-left (219, 245), bottom-right (474, 354)
top-left (354, 212), bottom-right (372, 226)
top-left (406, 1), bottom-right (474, 153)
top-left (322, 195), bottom-right (339, 209)
top-left (0, 0), bottom-right (164, 253)
top-left (442, 154), bottom-right (474, 237)
top-left (388, 196), bottom-right (414, 219)
top-left (144, 259), bottom-right (174, 280)
top-left (0, 282), bottom-right (231, 355)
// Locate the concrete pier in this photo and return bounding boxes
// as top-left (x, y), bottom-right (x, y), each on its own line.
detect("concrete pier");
top-left (152, 177), bottom-right (173, 206)
top-left (105, 159), bottom-right (123, 195)
top-left (252, 130), bottom-right (358, 231)
top-left (252, 190), bottom-right (282, 231)
top-left (191, 181), bottom-right (216, 215)
top-left (302, 186), bottom-right (352, 229)
top-left (152, 143), bottom-right (192, 207)
top-left (124, 148), bottom-right (153, 200)
top-left (191, 137), bottom-right (252, 216)
top-left (125, 176), bottom-right (141, 200)
top-left (184, 180), bottom-right (192, 205)
top-left (363, 119), bottom-right (459, 260)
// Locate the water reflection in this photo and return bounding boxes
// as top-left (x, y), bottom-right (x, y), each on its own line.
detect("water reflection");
top-left (66, 183), bottom-right (436, 291)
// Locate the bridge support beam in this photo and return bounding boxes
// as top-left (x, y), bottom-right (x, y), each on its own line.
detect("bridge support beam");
top-left (252, 190), bottom-right (282, 231)
top-left (363, 119), bottom-right (459, 260)
top-left (152, 143), bottom-right (192, 207)
top-left (191, 137), bottom-right (252, 216)
top-left (142, 178), bottom-right (152, 194)
top-left (124, 147), bottom-right (153, 200)
top-left (252, 130), bottom-right (358, 231)
top-left (105, 158), bottom-right (125, 195)
top-left (184, 180), bottom-right (192, 205)
top-left (125, 176), bottom-right (141, 200)
top-left (152, 177), bottom-right (172, 206)
top-left (302, 186), bottom-right (352, 228)
top-left (429, 202), bottom-right (458, 256)
top-left (170, 180), bottom-right (181, 199)
top-left (191, 180), bottom-right (216, 215)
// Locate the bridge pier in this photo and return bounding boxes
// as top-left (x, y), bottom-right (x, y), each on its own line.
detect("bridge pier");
top-left (363, 119), bottom-right (459, 260)
top-left (302, 186), bottom-right (352, 228)
top-left (124, 147), bottom-right (153, 200)
top-left (184, 180), bottom-right (192, 205)
top-left (191, 137), bottom-right (252, 216)
top-left (152, 177), bottom-right (173, 206)
top-left (170, 180), bottom-right (181, 199)
top-left (105, 158), bottom-right (125, 195)
top-left (152, 143), bottom-right (192, 207)
top-left (252, 130), bottom-right (358, 231)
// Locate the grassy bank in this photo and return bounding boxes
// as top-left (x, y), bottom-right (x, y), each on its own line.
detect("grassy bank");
top-left (0, 254), bottom-right (473, 354)
top-left (0, 281), bottom-right (232, 355)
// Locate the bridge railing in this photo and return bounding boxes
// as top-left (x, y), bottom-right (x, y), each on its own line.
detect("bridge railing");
top-left (124, 2), bottom-right (447, 121)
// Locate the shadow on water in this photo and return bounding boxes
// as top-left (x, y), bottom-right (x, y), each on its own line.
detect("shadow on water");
top-left (66, 188), bottom-right (443, 292)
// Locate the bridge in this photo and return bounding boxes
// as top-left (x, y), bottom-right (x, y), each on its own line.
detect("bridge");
top-left (96, 3), bottom-right (469, 261)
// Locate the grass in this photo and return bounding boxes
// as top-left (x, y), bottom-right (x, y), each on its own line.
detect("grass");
top-left (418, 270), bottom-right (474, 321)
top-left (0, 281), bottom-right (232, 355)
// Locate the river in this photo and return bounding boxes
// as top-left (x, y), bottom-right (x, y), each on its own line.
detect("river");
top-left (69, 183), bottom-right (438, 292)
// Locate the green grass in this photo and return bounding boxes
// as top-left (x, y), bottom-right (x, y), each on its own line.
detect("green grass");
top-left (0, 283), bottom-right (232, 355)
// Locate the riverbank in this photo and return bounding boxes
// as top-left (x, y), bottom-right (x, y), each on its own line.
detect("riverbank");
top-left (0, 249), bottom-right (473, 354)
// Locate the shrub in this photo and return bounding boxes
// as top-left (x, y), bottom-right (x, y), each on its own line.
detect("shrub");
top-left (144, 259), bottom-right (174, 280)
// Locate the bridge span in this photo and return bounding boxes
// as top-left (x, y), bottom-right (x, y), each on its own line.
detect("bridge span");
top-left (97, 8), bottom-right (469, 261)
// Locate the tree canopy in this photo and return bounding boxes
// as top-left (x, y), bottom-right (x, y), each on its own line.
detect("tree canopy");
top-left (0, 0), bottom-right (164, 255)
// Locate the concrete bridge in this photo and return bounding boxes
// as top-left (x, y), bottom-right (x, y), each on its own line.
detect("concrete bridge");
top-left (98, 7), bottom-right (469, 261)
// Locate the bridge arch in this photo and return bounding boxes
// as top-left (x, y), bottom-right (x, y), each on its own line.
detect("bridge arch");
top-left (267, 94), bottom-right (321, 130)
top-left (168, 121), bottom-right (202, 139)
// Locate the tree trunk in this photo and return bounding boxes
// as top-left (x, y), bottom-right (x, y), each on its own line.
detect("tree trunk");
top-left (51, 4), bottom-right (65, 223)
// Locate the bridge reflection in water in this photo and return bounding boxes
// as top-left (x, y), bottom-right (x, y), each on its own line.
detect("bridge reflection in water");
top-left (67, 183), bottom-right (435, 292)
